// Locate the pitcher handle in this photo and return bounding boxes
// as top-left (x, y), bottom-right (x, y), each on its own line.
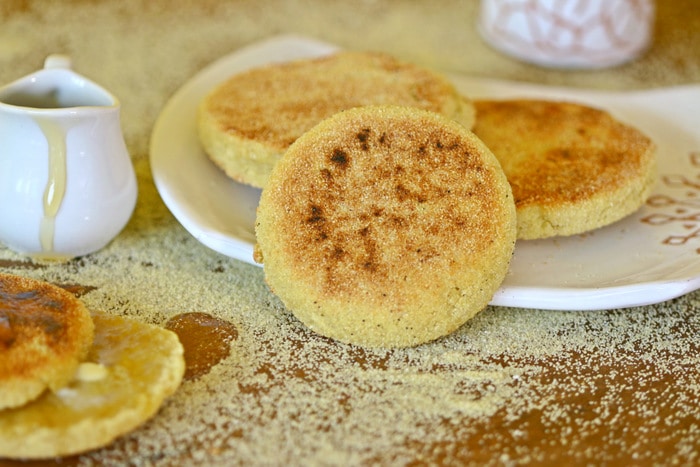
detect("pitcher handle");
top-left (44, 54), bottom-right (72, 70)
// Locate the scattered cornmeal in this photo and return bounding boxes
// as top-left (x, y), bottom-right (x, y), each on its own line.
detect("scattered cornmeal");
top-left (0, 273), bottom-right (185, 460)
top-left (472, 99), bottom-right (657, 239)
top-left (198, 51), bottom-right (476, 188)
top-left (255, 105), bottom-right (517, 348)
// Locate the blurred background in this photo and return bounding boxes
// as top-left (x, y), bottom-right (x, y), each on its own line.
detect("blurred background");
top-left (0, 0), bottom-right (698, 197)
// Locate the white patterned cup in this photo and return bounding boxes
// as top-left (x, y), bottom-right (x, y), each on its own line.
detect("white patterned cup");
top-left (478, 0), bottom-right (655, 69)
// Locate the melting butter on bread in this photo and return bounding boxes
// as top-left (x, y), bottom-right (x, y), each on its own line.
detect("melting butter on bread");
top-left (0, 273), bottom-right (94, 410)
top-left (0, 274), bottom-right (185, 459)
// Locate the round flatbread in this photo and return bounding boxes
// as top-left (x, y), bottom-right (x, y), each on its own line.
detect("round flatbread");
top-left (0, 273), bottom-right (94, 410)
top-left (255, 106), bottom-right (516, 348)
top-left (0, 311), bottom-right (185, 459)
top-left (471, 99), bottom-right (657, 239)
top-left (198, 51), bottom-right (476, 188)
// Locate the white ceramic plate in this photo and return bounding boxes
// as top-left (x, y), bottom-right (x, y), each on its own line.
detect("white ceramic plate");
top-left (150, 35), bottom-right (700, 310)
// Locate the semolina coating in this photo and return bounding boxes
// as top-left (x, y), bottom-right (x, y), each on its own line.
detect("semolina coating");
top-left (255, 106), bottom-right (516, 348)
top-left (0, 273), bottom-right (94, 410)
top-left (0, 312), bottom-right (185, 459)
top-left (198, 51), bottom-right (476, 188)
top-left (472, 99), bottom-right (657, 239)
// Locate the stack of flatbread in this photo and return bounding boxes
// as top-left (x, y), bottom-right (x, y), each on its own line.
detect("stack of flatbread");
top-left (198, 51), bottom-right (476, 188)
top-left (198, 50), bottom-right (657, 349)
top-left (0, 273), bottom-right (185, 459)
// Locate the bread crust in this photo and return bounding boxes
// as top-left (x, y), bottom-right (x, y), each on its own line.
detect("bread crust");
top-left (0, 312), bottom-right (184, 459)
top-left (0, 273), bottom-right (94, 410)
top-left (255, 106), bottom-right (516, 348)
top-left (472, 99), bottom-right (657, 239)
top-left (198, 51), bottom-right (476, 188)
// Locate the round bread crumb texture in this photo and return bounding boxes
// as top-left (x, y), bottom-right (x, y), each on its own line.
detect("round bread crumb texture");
top-left (255, 106), bottom-right (516, 348)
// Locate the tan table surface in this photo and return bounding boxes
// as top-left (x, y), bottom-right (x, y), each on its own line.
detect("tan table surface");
top-left (1, 1), bottom-right (700, 465)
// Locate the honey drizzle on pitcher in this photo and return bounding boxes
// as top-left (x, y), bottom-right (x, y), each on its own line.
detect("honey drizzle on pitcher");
top-left (0, 54), bottom-right (137, 261)
top-left (35, 117), bottom-right (69, 260)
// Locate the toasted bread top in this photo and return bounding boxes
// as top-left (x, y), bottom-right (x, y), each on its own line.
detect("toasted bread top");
top-left (255, 106), bottom-right (516, 348)
top-left (200, 50), bottom-right (473, 154)
top-left (0, 311), bottom-right (184, 459)
top-left (472, 99), bottom-right (657, 238)
top-left (0, 273), bottom-right (94, 409)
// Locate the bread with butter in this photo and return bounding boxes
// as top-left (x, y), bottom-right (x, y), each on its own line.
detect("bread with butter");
top-left (0, 273), bottom-right (94, 410)
top-left (0, 311), bottom-right (184, 459)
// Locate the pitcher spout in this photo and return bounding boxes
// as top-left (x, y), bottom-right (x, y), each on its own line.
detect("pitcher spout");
top-left (0, 53), bottom-right (118, 111)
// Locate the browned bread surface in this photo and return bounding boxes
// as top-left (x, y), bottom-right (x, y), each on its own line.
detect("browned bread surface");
top-left (255, 105), bottom-right (516, 348)
top-left (198, 51), bottom-right (476, 188)
top-left (471, 99), bottom-right (657, 239)
top-left (0, 312), bottom-right (184, 459)
top-left (0, 273), bottom-right (94, 410)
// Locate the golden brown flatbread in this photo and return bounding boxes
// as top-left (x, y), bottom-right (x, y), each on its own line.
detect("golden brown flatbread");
top-left (471, 99), bottom-right (657, 239)
top-left (0, 273), bottom-right (94, 410)
top-left (255, 105), bottom-right (516, 348)
top-left (0, 312), bottom-right (185, 459)
top-left (198, 51), bottom-right (476, 188)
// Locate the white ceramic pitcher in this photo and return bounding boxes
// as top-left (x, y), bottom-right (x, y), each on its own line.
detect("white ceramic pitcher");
top-left (0, 55), bottom-right (137, 260)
